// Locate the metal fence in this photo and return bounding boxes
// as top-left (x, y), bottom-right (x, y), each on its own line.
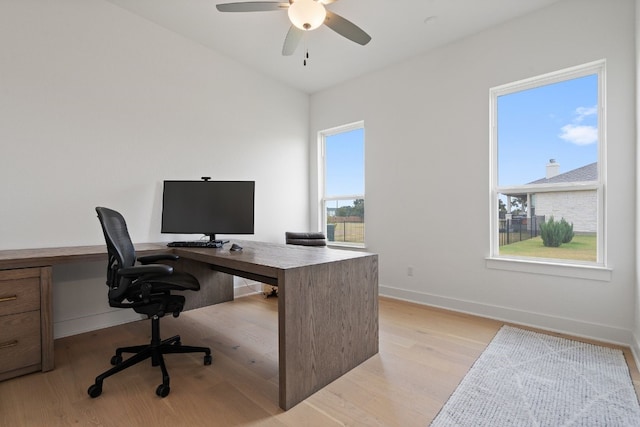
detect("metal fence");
top-left (327, 218), bottom-right (365, 244)
top-left (499, 215), bottom-right (544, 246)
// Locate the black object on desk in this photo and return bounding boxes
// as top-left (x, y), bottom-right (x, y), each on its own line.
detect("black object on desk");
top-left (167, 240), bottom-right (228, 248)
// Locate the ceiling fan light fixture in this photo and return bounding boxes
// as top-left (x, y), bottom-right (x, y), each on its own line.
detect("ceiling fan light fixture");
top-left (288, 0), bottom-right (326, 31)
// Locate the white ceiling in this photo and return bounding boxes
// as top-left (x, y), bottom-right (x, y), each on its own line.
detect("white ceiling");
top-left (106, 0), bottom-right (562, 94)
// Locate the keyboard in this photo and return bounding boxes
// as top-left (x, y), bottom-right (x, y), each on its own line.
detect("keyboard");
top-left (167, 240), bottom-right (228, 248)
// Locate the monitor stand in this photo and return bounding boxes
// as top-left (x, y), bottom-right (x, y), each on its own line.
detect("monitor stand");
top-left (206, 234), bottom-right (229, 247)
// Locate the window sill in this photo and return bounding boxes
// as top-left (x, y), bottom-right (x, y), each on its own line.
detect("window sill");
top-left (485, 256), bottom-right (612, 282)
top-left (327, 242), bottom-right (367, 251)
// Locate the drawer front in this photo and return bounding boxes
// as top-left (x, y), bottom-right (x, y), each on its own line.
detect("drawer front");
top-left (0, 310), bottom-right (41, 373)
top-left (0, 268), bottom-right (42, 281)
top-left (0, 277), bottom-right (40, 316)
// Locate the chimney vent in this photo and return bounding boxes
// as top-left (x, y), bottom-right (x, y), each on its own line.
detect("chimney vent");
top-left (546, 159), bottom-right (560, 179)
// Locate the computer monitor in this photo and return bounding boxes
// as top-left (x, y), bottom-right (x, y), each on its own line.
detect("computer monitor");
top-left (161, 180), bottom-right (255, 242)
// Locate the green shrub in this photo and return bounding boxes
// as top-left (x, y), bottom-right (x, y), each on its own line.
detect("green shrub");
top-left (559, 218), bottom-right (574, 244)
top-left (540, 217), bottom-right (562, 247)
top-left (540, 216), bottom-right (574, 247)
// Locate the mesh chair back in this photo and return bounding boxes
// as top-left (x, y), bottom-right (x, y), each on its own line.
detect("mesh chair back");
top-left (96, 207), bottom-right (137, 301)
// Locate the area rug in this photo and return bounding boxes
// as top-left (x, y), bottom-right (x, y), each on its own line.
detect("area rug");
top-left (430, 325), bottom-right (640, 426)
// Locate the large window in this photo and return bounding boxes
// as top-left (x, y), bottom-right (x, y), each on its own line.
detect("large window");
top-left (320, 122), bottom-right (365, 247)
top-left (489, 61), bottom-right (605, 268)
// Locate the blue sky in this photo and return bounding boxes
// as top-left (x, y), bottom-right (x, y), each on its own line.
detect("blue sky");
top-left (324, 75), bottom-right (598, 197)
top-left (497, 74), bottom-right (599, 186)
top-left (325, 128), bottom-right (365, 198)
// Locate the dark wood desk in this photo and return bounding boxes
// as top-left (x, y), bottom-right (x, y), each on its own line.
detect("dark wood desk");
top-left (0, 241), bottom-right (378, 410)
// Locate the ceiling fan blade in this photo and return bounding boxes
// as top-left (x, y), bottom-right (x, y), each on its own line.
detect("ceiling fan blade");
top-left (282, 25), bottom-right (304, 56)
top-left (216, 2), bottom-right (289, 12)
top-left (324, 10), bottom-right (371, 46)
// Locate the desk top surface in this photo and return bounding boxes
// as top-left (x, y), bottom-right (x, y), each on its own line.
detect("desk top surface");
top-left (0, 240), bottom-right (376, 272)
top-left (0, 243), bottom-right (167, 269)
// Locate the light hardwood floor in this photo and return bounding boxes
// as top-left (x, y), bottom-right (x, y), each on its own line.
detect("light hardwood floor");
top-left (1, 295), bottom-right (638, 426)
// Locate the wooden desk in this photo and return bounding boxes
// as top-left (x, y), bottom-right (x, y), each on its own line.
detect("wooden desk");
top-left (175, 241), bottom-right (379, 409)
top-left (0, 241), bottom-right (379, 410)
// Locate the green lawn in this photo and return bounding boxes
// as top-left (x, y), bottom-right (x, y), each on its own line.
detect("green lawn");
top-left (499, 234), bottom-right (597, 262)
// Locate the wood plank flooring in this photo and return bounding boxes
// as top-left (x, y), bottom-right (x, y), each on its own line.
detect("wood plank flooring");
top-left (1, 295), bottom-right (638, 426)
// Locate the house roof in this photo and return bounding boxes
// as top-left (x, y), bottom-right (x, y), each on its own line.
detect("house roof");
top-left (528, 162), bottom-right (598, 185)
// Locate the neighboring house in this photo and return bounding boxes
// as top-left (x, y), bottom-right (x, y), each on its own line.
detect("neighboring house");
top-left (503, 160), bottom-right (598, 233)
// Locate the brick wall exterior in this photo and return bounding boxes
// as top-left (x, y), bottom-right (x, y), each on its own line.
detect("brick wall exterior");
top-left (534, 190), bottom-right (597, 233)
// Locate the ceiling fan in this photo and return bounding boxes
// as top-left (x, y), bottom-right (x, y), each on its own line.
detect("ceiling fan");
top-left (215, 0), bottom-right (372, 56)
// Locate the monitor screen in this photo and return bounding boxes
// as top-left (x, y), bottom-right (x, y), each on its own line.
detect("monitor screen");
top-left (161, 180), bottom-right (255, 240)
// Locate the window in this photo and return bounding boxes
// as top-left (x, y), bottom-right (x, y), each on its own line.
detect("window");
top-left (320, 122), bottom-right (365, 247)
top-left (489, 61), bottom-right (605, 269)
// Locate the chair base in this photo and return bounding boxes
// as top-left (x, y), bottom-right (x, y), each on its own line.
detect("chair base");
top-left (88, 316), bottom-right (211, 398)
top-left (262, 284), bottom-right (278, 298)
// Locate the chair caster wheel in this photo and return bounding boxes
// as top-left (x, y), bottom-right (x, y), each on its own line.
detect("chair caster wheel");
top-left (204, 354), bottom-right (213, 365)
top-left (88, 384), bottom-right (102, 398)
top-left (156, 384), bottom-right (170, 397)
top-left (110, 355), bottom-right (123, 365)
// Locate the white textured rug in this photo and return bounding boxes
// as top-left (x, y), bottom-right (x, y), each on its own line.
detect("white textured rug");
top-left (430, 326), bottom-right (640, 427)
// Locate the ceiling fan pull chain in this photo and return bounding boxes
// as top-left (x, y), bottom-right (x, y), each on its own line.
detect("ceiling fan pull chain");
top-left (302, 33), bottom-right (308, 66)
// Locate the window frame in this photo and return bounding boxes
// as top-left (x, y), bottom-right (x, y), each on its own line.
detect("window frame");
top-left (488, 60), bottom-right (609, 279)
top-left (319, 121), bottom-right (366, 249)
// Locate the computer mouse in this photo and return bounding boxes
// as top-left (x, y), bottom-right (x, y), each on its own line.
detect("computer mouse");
top-left (230, 243), bottom-right (243, 252)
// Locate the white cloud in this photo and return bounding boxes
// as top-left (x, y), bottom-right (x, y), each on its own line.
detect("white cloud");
top-left (575, 105), bottom-right (597, 122)
top-left (558, 105), bottom-right (598, 144)
top-left (559, 124), bottom-right (598, 145)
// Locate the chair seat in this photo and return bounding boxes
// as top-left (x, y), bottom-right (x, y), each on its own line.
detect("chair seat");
top-left (148, 271), bottom-right (200, 292)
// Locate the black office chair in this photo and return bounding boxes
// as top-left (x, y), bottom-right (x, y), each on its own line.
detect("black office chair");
top-left (285, 231), bottom-right (327, 247)
top-left (88, 207), bottom-right (212, 399)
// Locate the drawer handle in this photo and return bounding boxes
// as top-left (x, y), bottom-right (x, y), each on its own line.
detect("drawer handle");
top-left (0, 295), bottom-right (18, 303)
top-left (0, 340), bottom-right (18, 350)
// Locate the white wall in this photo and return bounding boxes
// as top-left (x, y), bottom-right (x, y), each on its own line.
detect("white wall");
top-left (634, 0), bottom-right (640, 360)
top-left (0, 0), bottom-right (310, 337)
top-left (311, 0), bottom-right (637, 345)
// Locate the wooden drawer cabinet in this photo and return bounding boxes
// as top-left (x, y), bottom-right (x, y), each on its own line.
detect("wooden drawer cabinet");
top-left (0, 267), bottom-right (53, 381)
top-left (0, 311), bottom-right (41, 373)
top-left (0, 274), bottom-right (40, 316)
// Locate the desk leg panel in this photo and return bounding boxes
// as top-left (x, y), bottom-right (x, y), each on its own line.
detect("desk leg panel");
top-left (172, 258), bottom-right (234, 311)
top-left (40, 266), bottom-right (54, 372)
top-left (278, 255), bottom-right (378, 410)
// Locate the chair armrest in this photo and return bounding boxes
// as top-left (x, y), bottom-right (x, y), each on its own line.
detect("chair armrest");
top-left (118, 264), bottom-right (173, 278)
top-left (137, 254), bottom-right (179, 264)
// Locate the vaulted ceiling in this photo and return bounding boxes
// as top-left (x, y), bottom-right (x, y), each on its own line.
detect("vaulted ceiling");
top-left (106, 0), bottom-right (563, 93)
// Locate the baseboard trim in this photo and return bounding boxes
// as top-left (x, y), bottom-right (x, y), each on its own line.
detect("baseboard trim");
top-left (630, 332), bottom-right (640, 371)
top-left (56, 283), bottom-right (631, 348)
top-left (54, 309), bottom-right (143, 339)
top-left (54, 285), bottom-right (262, 339)
top-left (234, 282), bottom-right (262, 298)
top-left (379, 284), bottom-right (633, 346)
